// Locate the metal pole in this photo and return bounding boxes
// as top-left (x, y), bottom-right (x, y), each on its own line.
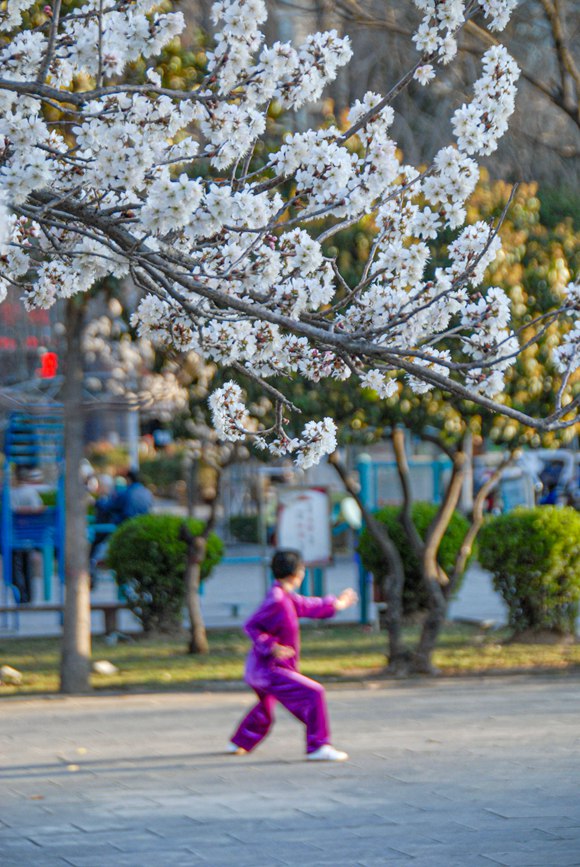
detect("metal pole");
top-left (356, 454), bottom-right (372, 625)
top-left (461, 430), bottom-right (474, 513)
top-left (127, 406), bottom-right (140, 470)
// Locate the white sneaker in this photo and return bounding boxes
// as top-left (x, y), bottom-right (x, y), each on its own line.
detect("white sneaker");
top-left (226, 742), bottom-right (247, 755)
top-left (306, 745), bottom-right (348, 762)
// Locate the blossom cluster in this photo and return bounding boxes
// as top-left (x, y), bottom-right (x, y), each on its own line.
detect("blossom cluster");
top-left (209, 379), bottom-right (338, 469)
top-left (0, 0), bottom-right (36, 32)
top-left (411, 0), bottom-right (518, 67)
top-left (452, 46), bottom-right (520, 156)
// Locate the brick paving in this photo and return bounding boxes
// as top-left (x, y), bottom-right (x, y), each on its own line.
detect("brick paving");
top-left (1, 675), bottom-right (579, 866)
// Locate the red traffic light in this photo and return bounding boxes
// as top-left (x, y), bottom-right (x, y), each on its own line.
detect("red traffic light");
top-left (39, 351), bottom-right (58, 378)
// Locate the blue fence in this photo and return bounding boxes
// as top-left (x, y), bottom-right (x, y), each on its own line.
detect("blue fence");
top-left (1, 412), bottom-right (65, 603)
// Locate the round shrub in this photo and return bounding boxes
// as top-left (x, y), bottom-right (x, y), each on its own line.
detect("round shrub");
top-left (479, 506), bottom-right (580, 636)
top-left (357, 502), bottom-right (471, 616)
top-left (107, 514), bottom-right (224, 633)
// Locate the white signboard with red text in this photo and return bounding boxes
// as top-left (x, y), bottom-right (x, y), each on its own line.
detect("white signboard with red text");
top-left (276, 487), bottom-right (332, 566)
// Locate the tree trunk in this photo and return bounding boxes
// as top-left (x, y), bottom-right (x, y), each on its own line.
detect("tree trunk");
top-left (413, 450), bottom-right (467, 673)
top-left (391, 431), bottom-right (471, 675)
top-left (180, 527), bottom-right (209, 654)
top-left (453, 453), bottom-right (512, 581)
top-left (180, 449), bottom-right (226, 655)
top-left (329, 452), bottom-right (410, 675)
top-left (392, 427), bottom-right (424, 559)
top-left (186, 457), bottom-right (199, 519)
top-left (60, 298), bottom-right (92, 694)
top-left (412, 451), bottom-right (511, 671)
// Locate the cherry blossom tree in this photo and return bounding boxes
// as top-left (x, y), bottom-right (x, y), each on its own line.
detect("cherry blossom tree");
top-left (1, 0), bottom-right (579, 689)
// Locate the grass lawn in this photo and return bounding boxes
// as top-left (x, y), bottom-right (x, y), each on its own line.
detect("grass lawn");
top-left (1, 622), bottom-right (579, 696)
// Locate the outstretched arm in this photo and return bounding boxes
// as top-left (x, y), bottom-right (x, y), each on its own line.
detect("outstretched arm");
top-left (293, 587), bottom-right (359, 619)
top-left (292, 594), bottom-right (337, 619)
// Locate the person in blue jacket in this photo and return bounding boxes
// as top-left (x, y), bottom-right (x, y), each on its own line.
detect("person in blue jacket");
top-left (112, 469), bottom-right (154, 521)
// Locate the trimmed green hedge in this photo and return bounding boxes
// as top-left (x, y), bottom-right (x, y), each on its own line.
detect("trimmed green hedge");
top-left (107, 514), bottom-right (224, 633)
top-left (479, 506), bottom-right (580, 636)
top-left (357, 502), bottom-right (471, 616)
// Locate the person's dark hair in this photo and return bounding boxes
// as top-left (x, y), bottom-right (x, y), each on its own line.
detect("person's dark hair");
top-left (14, 465), bottom-right (29, 483)
top-left (271, 549), bottom-right (304, 581)
top-left (126, 469), bottom-right (140, 485)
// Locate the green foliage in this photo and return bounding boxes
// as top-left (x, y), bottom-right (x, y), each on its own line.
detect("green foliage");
top-left (39, 490), bottom-right (57, 507)
top-left (479, 507), bottom-right (580, 636)
top-left (228, 514), bottom-right (259, 543)
top-left (139, 453), bottom-right (185, 495)
top-left (539, 187), bottom-right (580, 232)
top-left (357, 502), bottom-right (471, 616)
top-left (107, 514), bottom-right (224, 633)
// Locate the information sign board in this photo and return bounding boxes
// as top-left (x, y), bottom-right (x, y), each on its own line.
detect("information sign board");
top-left (276, 487), bottom-right (331, 566)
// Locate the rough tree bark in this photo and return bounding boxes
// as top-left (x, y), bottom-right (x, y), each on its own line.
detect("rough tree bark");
top-left (414, 451), bottom-right (467, 673)
top-left (180, 526), bottom-right (210, 655)
top-left (328, 451), bottom-right (411, 675)
top-left (454, 457), bottom-right (510, 574)
top-left (180, 457), bottom-right (224, 655)
top-left (392, 429), bottom-right (467, 673)
top-left (60, 297), bottom-right (92, 694)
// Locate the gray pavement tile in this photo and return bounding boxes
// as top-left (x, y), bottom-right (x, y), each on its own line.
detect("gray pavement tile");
top-left (23, 832), bottom-right (92, 848)
top-left (197, 859), bottom-right (285, 867)
top-left (69, 818), bottom-right (147, 833)
top-left (318, 844), bottom-right (413, 862)
top-left (110, 835), bottom-right (197, 853)
top-left (0, 836), bottom-right (44, 852)
top-left (428, 825), bottom-right (561, 847)
top-left (139, 816), bottom-right (208, 836)
top-left (483, 848), bottom-right (580, 867)
top-left (0, 859), bottom-right (71, 867)
top-left (535, 823), bottom-right (580, 841)
top-left (485, 804), bottom-right (579, 820)
top-left (64, 852), bottom-right (205, 867)
top-left (31, 844), bottom-right (119, 861)
top-left (408, 859), bottom-right (498, 867)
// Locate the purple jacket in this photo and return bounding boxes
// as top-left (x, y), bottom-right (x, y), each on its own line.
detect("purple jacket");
top-left (244, 584), bottom-right (336, 689)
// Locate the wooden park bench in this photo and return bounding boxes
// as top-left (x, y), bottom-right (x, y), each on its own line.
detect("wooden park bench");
top-left (0, 602), bottom-right (130, 636)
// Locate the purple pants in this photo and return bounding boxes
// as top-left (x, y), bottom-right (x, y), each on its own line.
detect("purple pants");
top-left (231, 669), bottom-right (330, 754)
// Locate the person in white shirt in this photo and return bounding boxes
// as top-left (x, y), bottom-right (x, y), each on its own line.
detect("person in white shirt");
top-left (9, 466), bottom-right (44, 603)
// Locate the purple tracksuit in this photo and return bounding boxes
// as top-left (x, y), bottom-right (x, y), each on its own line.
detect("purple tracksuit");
top-left (230, 583), bottom-right (337, 754)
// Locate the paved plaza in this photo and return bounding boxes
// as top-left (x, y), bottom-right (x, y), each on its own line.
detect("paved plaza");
top-left (1, 675), bottom-right (579, 867)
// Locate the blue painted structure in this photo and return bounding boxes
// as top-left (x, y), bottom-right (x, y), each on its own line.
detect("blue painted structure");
top-left (1, 412), bottom-right (65, 603)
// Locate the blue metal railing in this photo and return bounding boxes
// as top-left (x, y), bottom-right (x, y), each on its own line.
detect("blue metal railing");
top-left (2, 412), bottom-right (65, 605)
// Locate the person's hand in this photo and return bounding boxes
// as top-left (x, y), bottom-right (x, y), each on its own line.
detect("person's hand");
top-left (271, 643), bottom-right (295, 660)
top-left (335, 588), bottom-right (358, 611)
